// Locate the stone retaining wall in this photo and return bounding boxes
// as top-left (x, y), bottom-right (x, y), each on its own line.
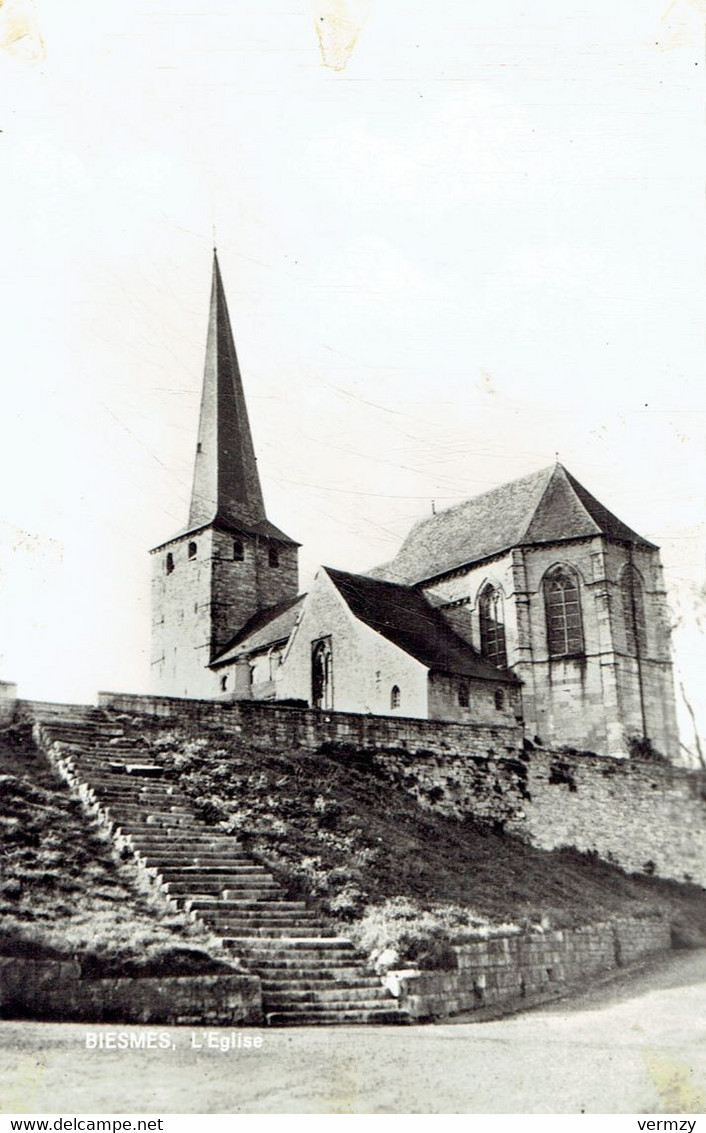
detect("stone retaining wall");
top-left (96, 691), bottom-right (522, 758)
top-left (373, 746), bottom-right (706, 887)
top-left (0, 958), bottom-right (263, 1025)
top-left (398, 914), bottom-right (671, 1020)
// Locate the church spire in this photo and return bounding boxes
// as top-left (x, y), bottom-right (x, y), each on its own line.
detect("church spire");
top-left (188, 250), bottom-right (268, 533)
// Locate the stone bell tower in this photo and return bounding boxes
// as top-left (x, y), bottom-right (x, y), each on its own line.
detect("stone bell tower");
top-left (150, 251), bottom-right (299, 698)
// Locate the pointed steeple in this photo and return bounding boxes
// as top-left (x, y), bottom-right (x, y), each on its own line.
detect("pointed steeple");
top-left (188, 250), bottom-right (268, 532)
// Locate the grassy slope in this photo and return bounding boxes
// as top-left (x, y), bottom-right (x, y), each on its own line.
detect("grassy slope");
top-left (142, 723), bottom-right (706, 964)
top-left (0, 723), bottom-right (233, 977)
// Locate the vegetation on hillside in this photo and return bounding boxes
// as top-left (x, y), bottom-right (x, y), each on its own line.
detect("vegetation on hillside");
top-left (144, 725), bottom-right (706, 968)
top-left (0, 723), bottom-right (233, 978)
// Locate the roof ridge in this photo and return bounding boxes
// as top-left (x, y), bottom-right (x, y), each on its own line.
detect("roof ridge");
top-left (325, 564), bottom-right (414, 594)
top-left (416, 464), bottom-right (557, 528)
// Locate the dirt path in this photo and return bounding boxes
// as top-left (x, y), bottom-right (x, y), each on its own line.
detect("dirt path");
top-left (1, 950), bottom-right (705, 1114)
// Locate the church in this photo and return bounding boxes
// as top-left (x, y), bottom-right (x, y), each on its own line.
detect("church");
top-left (150, 253), bottom-right (680, 760)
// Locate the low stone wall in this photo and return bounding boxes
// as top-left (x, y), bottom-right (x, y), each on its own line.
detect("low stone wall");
top-left (97, 691), bottom-right (522, 758)
top-left (0, 958), bottom-right (262, 1025)
top-left (399, 915), bottom-right (671, 1021)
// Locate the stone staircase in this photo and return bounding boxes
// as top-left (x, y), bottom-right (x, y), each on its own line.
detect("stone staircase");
top-left (25, 701), bottom-right (408, 1027)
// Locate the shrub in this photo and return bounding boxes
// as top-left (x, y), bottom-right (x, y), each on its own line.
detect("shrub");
top-left (348, 896), bottom-right (520, 971)
top-left (626, 735), bottom-right (670, 765)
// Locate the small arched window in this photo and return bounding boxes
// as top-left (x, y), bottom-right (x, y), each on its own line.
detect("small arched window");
top-left (188, 541), bottom-right (197, 560)
top-left (165, 552), bottom-right (174, 575)
top-left (220, 674), bottom-right (228, 692)
top-left (458, 680), bottom-right (470, 708)
top-left (268, 545), bottom-right (279, 568)
top-left (390, 685), bottom-right (401, 710)
top-left (544, 567), bottom-right (584, 657)
top-left (494, 688), bottom-right (505, 711)
top-left (312, 638), bottom-right (333, 710)
top-left (478, 584), bottom-right (507, 669)
top-left (233, 539), bottom-right (244, 561)
top-left (621, 565), bottom-right (647, 656)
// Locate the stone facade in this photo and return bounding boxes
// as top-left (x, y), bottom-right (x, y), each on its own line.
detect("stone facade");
top-left (274, 569), bottom-right (521, 724)
top-left (151, 526), bottom-right (298, 699)
top-left (422, 536), bottom-right (678, 758)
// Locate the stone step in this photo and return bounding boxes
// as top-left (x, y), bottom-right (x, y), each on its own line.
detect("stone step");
top-left (202, 905), bottom-right (318, 919)
top-left (212, 924), bottom-right (334, 939)
top-left (187, 898), bottom-right (308, 912)
top-left (164, 881), bottom-right (279, 898)
top-left (259, 966), bottom-right (380, 981)
top-left (222, 938), bottom-right (356, 953)
top-left (99, 795), bottom-right (190, 807)
top-left (202, 908), bottom-right (318, 923)
top-left (62, 748), bottom-right (165, 760)
top-left (181, 887), bottom-right (286, 905)
top-left (260, 975), bottom-right (381, 990)
top-left (237, 955), bottom-right (369, 972)
top-left (264, 986), bottom-right (389, 1005)
top-left (158, 866), bottom-right (271, 879)
top-left (39, 723), bottom-right (123, 736)
top-left (138, 852), bottom-right (253, 861)
top-left (247, 957), bottom-right (373, 973)
top-left (265, 1008), bottom-right (409, 1026)
top-left (105, 808), bottom-right (194, 822)
top-left (91, 791), bottom-right (182, 802)
top-left (115, 826), bottom-right (202, 839)
top-left (128, 835), bottom-right (241, 849)
top-left (266, 997), bottom-right (393, 1015)
top-left (221, 883), bottom-right (284, 898)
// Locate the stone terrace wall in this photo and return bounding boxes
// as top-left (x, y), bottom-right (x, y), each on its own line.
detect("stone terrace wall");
top-left (97, 691), bottom-right (522, 757)
top-left (0, 958), bottom-right (262, 1025)
top-left (399, 914), bottom-right (670, 1020)
top-left (96, 693), bottom-right (705, 887)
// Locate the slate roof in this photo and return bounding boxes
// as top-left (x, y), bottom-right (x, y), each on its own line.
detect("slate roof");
top-left (210, 594), bottom-right (305, 666)
top-left (153, 252), bottom-right (298, 552)
top-left (325, 567), bottom-right (519, 684)
top-left (373, 463), bottom-right (655, 585)
top-left (151, 514), bottom-right (296, 554)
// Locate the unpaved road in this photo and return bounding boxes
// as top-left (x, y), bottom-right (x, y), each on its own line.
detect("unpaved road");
top-left (1, 950), bottom-right (705, 1114)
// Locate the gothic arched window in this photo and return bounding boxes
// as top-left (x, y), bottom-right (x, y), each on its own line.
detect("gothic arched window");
top-left (478, 584), bottom-right (508, 669)
top-left (188, 541), bottom-right (197, 560)
top-left (544, 567), bottom-right (584, 657)
top-left (494, 688), bottom-right (505, 711)
top-left (390, 685), bottom-right (401, 710)
top-left (233, 538), bottom-right (244, 561)
top-left (165, 552), bottom-right (174, 575)
top-left (620, 565), bottom-right (647, 657)
top-left (311, 638), bottom-right (333, 710)
top-left (458, 680), bottom-right (470, 708)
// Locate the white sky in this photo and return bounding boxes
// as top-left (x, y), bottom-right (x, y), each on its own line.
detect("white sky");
top-left (0, 0), bottom-right (704, 754)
